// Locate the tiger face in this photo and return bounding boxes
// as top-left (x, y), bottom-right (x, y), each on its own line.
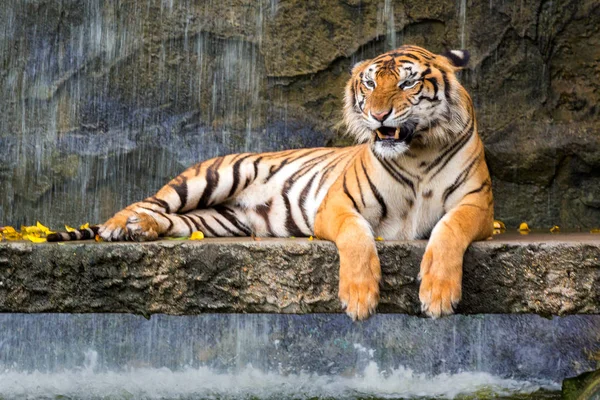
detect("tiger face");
top-left (344, 45), bottom-right (471, 159)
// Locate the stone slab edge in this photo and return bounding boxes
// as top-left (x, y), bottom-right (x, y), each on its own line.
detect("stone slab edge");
top-left (0, 235), bottom-right (599, 316)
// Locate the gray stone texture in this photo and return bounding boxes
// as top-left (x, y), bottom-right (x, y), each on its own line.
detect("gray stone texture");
top-left (0, 234), bottom-right (598, 316)
top-left (1, 0), bottom-right (599, 229)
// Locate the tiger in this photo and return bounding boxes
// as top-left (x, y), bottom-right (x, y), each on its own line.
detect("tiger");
top-left (48, 45), bottom-right (494, 321)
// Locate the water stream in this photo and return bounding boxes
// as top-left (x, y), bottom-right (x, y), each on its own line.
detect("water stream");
top-left (1, 314), bottom-right (599, 399)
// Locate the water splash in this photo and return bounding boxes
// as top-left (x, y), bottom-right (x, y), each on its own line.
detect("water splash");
top-left (0, 362), bottom-right (555, 399)
top-left (1, 313), bottom-right (598, 399)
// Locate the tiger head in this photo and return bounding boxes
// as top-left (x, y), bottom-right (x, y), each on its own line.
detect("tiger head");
top-left (344, 45), bottom-right (472, 159)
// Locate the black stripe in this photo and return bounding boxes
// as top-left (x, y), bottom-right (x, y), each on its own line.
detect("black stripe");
top-left (354, 163), bottom-right (366, 207)
top-left (343, 174), bottom-right (360, 212)
top-left (199, 216), bottom-right (219, 237)
top-left (253, 156), bottom-right (263, 181)
top-left (179, 214), bottom-right (194, 234)
top-left (442, 153), bottom-right (482, 204)
top-left (158, 212), bottom-right (174, 234)
top-left (146, 196), bottom-right (171, 213)
top-left (441, 69), bottom-right (453, 104)
top-left (425, 77), bottom-right (439, 99)
top-left (212, 215), bottom-right (240, 236)
top-left (316, 152), bottom-right (350, 194)
top-left (424, 119), bottom-right (474, 175)
top-left (255, 200), bottom-right (273, 236)
top-left (197, 157), bottom-right (223, 209)
top-left (185, 214), bottom-right (203, 231)
top-left (464, 179), bottom-right (491, 197)
top-left (361, 160), bottom-right (387, 219)
top-left (169, 176), bottom-right (188, 213)
top-left (228, 154), bottom-right (254, 198)
top-left (377, 158), bottom-right (416, 196)
top-left (299, 173), bottom-right (318, 230)
top-left (213, 205), bottom-right (252, 236)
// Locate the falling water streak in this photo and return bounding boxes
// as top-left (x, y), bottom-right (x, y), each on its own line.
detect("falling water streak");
top-left (459, 0), bottom-right (467, 48)
top-left (384, 0), bottom-right (396, 50)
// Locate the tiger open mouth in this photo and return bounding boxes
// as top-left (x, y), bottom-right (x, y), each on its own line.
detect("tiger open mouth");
top-left (374, 126), bottom-right (414, 144)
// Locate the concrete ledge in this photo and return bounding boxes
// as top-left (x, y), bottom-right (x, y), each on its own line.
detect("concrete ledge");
top-left (0, 234), bottom-right (599, 316)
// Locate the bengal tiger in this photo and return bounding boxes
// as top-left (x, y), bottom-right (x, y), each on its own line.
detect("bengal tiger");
top-left (48, 45), bottom-right (494, 321)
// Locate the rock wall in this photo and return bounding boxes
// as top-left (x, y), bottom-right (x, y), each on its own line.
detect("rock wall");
top-left (1, 0), bottom-right (599, 229)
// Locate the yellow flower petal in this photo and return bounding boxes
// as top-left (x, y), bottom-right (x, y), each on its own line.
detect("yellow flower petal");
top-left (79, 222), bottom-right (90, 230)
top-left (550, 225), bottom-right (560, 233)
top-left (189, 231), bottom-right (204, 240)
top-left (2, 226), bottom-right (17, 234)
top-left (1, 227), bottom-right (22, 240)
top-left (375, 236), bottom-right (384, 241)
top-left (65, 225), bottom-right (77, 232)
top-left (518, 222), bottom-right (530, 232)
top-left (308, 236), bottom-right (314, 241)
top-left (493, 220), bottom-right (506, 230)
top-left (24, 234), bottom-right (47, 243)
top-left (36, 221), bottom-right (54, 235)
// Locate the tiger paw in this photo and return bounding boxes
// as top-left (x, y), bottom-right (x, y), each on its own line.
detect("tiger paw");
top-left (125, 213), bottom-right (159, 241)
top-left (99, 210), bottom-right (158, 241)
top-left (418, 246), bottom-right (462, 318)
top-left (339, 273), bottom-right (380, 321)
top-left (98, 210), bottom-right (135, 241)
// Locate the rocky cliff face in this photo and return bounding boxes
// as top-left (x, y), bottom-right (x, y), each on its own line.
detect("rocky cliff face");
top-left (1, 0), bottom-right (599, 229)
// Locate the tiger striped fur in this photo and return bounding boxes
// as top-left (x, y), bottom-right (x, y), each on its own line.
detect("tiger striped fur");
top-left (48, 45), bottom-right (494, 320)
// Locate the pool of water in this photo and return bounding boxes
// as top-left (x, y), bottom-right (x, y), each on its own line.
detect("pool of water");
top-left (0, 314), bottom-right (598, 399)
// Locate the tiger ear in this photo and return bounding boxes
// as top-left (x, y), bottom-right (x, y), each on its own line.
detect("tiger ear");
top-left (441, 50), bottom-right (470, 70)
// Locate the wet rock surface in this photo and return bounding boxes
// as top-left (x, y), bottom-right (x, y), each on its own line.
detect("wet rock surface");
top-left (1, 0), bottom-right (599, 229)
top-left (0, 234), bottom-right (598, 315)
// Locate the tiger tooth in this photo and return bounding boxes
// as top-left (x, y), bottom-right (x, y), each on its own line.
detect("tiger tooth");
top-left (394, 128), bottom-right (401, 140)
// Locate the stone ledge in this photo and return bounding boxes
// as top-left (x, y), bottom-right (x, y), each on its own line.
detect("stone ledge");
top-left (0, 234), bottom-right (599, 316)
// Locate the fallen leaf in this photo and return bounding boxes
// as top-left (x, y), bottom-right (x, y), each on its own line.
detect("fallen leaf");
top-left (95, 235), bottom-right (103, 242)
top-left (518, 222), bottom-right (530, 232)
top-left (79, 222), bottom-right (90, 230)
top-left (375, 236), bottom-right (384, 241)
top-left (550, 225), bottom-right (560, 233)
top-left (189, 231), bottom-right (204, 240)
top-left (308, 236), bottom-right (314, 241)
top-left (591, 229), bottom-right (600, 234)
top-left (65, 225), bottom-right (77, 232)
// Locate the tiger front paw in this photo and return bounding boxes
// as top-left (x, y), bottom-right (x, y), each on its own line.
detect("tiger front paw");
top-left (99, 210), bottom-right (159, 242)
top-left (339, 275), bottom-right (379, 321)
top-left (338, 254), bottom-right (380, 321)
top-left (418, 245), bottom-right (462, 318)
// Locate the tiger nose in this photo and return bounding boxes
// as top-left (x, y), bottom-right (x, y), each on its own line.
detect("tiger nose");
top-left (371, 109), bottom-right (391, 122)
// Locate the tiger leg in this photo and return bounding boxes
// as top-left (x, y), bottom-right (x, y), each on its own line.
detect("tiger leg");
top-left (314, 190), bottom-right (380, 321)
top-left (419, 185), bottom-right (493, 318)
top-left (99, 153), bottom-right (257, 241)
